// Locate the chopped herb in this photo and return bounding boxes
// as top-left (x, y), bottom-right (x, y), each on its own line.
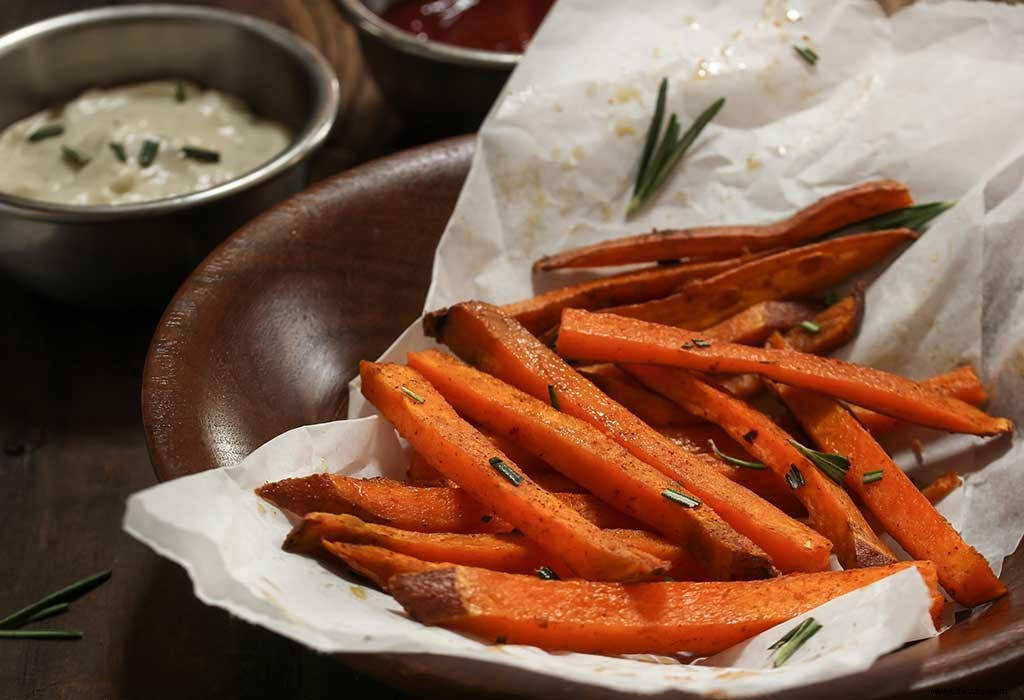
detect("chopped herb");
top-left (799, 320), bottom-right (821, 334)
top-left (793, 46), bottom-right (819, 66)
top-left (182, 146), bottom-right (221, 163)
top-left (861, 200), bottom-right (955, 233)
top-left (742, 430), bottom-right (758, 444)
top-left (489, 456), bottom-right (524, 486)
top-left (28, 124), bottom-right (64, 142)
top-left (60, 145), bottom-right (90, 169)
top-left (0, 570), bottom-right (110, 630)
top-left (495, 635), bottom-right (507, 644)
top-left (771, 617), bottom-right (822, 667)
top-left (661, 487), bottom-right (701, 508)
top-left (547, 384), bottom-right (561, 412)
top-left (109, 142), bottom-right (127, 163)
top-left (139, 139), bottom-right (159, 167)
top-left (535, 566), bottom-right (560, 581)
top-left (663, 575), bottom-right (676, 582)
top-left (628, 79), bottom-right (725, 215)
top-left (657, 259), bottom-right (680, 267)
top-left (692, 338), bottom-right (712, 348)
top-left (399, 386), bottom-right (426, 404)
top-left (862, 470), bottom-right (884, 484)
top-left (175, 81), bottom-right (186, 103)
top-left (790, 440), bottom-right (850, 485)
top-left (0, 629), bottom-right (83, 640)
top-left (822, 290), bottom-right (840, 306)
top-left (708, 439), bottom-right (767, 470)
top-left (786, 464), bottom-right (805, 489)
top-left (480, 514), bottom-right (493, 523)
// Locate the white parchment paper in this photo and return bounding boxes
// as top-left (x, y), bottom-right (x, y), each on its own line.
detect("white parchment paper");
top-left (126, 0), bottom-right (1024, 695)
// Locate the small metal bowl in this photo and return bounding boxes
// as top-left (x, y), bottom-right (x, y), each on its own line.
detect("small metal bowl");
top-left (0, 5), bottom-right (340, 306)
top-left (334, 0), bottom-right (518, 135)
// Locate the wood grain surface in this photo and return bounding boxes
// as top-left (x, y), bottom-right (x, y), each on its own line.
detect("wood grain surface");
top-left (0, 2), bottom-right (415, 699)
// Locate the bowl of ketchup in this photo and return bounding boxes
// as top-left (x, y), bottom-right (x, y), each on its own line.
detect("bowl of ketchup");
top-left (335, 0), bottom-right (554, 135)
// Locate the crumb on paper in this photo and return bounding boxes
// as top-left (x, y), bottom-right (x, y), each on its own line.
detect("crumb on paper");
top-left (747, 156), bottom-right (763, 171)
top-left (572, 145), bottom-right (586, 162)
top-left (350, 585), bottom-right (368, 600)
top-left (615, 120), bottom-right (637, 137)
top-left (585, 84), bottom-right (598, 98)
top-left (553, 103), bottom-right (563, 112)
top-left (675, 191), bottom-right (690, 205)
top-left (801, 89), bottom-right (819, 100)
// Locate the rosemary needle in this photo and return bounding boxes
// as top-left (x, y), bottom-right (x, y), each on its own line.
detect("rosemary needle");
top-left (708, 439), bottom-right (767, 470)
top-left (0, 629), bottom-right (83, 641)
top-left (0, 570), bottom-right (111, 630)
top-left (794, 46), bottom-right (819, 66)
top-left (861, 200), bottom-right (955, 232)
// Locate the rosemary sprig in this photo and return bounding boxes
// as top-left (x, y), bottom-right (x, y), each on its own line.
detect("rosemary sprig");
top-left (61, 145), bottom-right (91, 169)
top-left (535, 566), bottom-right (560, 581)
top-left (794, 46), bottom-right (819, 66)
top-left (661, 487), bottom-right (701, 508)
top-left (0, 570), bottom-right (110, 629)
top-left (790, 440), bottom-right (850, 485)
top-left (708, 439), bottom-right (766, 470)
top-left (139, 139), bottom-right (160, 167)
top-left (627, 82), bottom-right (725, 216)
top-left (861, 201), bottom-right (955, 232)
top-left (109, 142), bottom-right (127, 163)
top-left (770, 617), bottom-right (821, 666)
top-left (0, 629), bottom-right (83, 640)
top-left (28, 124), bottom-right (64, 142)
top-left (399, 386), bottom-right (426, 404)
top-left (489, 456), bottom-right (524, 486)
top-left (799, 320), bottom-right (821, 334)
top-left (547, 384), bottom-right (561, 411)
top-left (862, 469), bottom-right (884, 484)
top-left (182, 146), bottom-right (221, 163)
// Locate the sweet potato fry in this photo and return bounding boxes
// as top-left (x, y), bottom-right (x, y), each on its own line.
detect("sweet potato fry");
top-left (576, 363), bottom-right (699, 426)
top-left (703, 301), bottom-right (820, 345)
top-left (627, 364), bottom-right (895, 568)
top-left (501, 257), bottom-right (748, 335)
top-left (426, 301), bottom-right (832, 573)
top-left (718, 286), bottom-right (866, 399)
top-left (257, 475), bottom-right (642, 533)
top-left (321, 541), bottom-right (446, 589)
top-left (360, 361), bottom-right (668, 582)
top-left (289, 513), bottom-right (709, 581)
top-left (765, 335), bottom-right (1005, 606)
top-left (409, 349), bottom-right (775, 580)
top-left (921, 470), bottom-right (963, 504)
top-left (658, 425), bottom-right (806, 517)
top-left (532, 180), bottom-right (913, 270)
top-left (852, 366), bottom-right (988, 434)
top-left (390, 560), bottom-right (942, 655)
top-left (556, 308), bottom-right (1013, 436)
top-left (600, 229), bottom-right (915, 328)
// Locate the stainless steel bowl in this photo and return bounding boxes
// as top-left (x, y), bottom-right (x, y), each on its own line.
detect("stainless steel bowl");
top-left (334, 0), bottom-right (518, 135)
top-left (0, 5), bottom-right (340, 306)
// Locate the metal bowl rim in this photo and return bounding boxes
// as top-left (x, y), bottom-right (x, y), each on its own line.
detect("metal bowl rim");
top-left (333, 0), bottom-right (521, 70)
top-left (0, 4), bottom-right (340, 223)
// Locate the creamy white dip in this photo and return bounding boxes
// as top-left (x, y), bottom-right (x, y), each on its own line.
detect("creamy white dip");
top-left (0, 80), bottom-right (291, 206)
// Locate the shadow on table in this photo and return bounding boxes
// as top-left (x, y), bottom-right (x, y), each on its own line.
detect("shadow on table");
top-left (119, 557), bottom-right (409, 700)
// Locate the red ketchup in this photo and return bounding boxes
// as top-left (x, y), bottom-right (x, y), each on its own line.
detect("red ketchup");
top-left (380, 0), bottom-right (555, 53)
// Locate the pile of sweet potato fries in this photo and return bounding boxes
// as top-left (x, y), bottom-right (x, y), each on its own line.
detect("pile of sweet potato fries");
top-left (257, 180), bottom-right (1011, 658)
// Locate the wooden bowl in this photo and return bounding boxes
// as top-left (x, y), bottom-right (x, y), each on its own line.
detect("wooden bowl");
top-left (141, 135), bottom-right (1024, 697)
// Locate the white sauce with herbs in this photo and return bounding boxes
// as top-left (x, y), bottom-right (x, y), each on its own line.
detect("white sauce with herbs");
top-left (0, 80), bottom-right (291, 206)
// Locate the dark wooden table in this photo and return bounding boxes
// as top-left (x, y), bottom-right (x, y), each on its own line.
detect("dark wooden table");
top-left (0, 2), bottom-right (416, 698)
